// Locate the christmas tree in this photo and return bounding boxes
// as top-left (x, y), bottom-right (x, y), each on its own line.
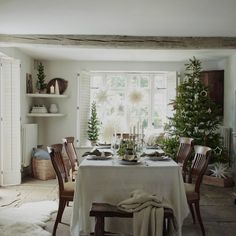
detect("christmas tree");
top-left (36, 62), bottom-right (47, 91)
top-left (87, 101), bottom-right (100, 143)
top-left (162, 57), bottom-right (225, 163)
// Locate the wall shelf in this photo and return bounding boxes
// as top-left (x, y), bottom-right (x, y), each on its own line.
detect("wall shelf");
top-left (26, 93), bottom-right (68, 98)
top-left (27, 113), bottom-right (65, 117)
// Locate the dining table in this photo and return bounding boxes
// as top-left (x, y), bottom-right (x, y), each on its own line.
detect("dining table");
top-left (70, 152), bottom-right (189, 236)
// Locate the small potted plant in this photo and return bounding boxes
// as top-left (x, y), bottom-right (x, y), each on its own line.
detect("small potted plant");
top-left (36, 62), bottom-right (47, 93)
top-left (87, 101), bottom-right (100, 146)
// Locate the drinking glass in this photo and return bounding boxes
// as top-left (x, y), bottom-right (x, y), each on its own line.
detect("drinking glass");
top-left (111, 135), bottom-right (121, 158)
top-left (135, 141), bottom-right (144, 159)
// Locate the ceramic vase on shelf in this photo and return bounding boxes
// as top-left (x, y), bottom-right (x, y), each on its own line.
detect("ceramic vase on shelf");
top-left (55, 80), bottom-right (60, 95)
top-left (49, 104), bottom-right (58, 113)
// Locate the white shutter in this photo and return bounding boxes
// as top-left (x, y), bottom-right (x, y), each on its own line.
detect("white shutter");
top-left (76, 71), bottom-right (90, 147)
top-left (0, 58), bottom-right (21, 186)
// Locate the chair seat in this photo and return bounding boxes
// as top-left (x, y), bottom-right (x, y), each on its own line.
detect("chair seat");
top-left (62, 181), bottom-right (75, 197)
top-left (184, 183), bottom-right (199, 201)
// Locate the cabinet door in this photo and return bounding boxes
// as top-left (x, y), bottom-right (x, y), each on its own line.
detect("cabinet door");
top-left (0, 58), bottom-right (21, 186)
top-left (200, 70), bottom-right (224, 115)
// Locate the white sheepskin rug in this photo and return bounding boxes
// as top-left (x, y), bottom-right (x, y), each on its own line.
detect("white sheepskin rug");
top-left (0, 200), bottom-right (58, 236)
top-left (0, 189), bottom-right (21, 207)
top-left (0, 222), bottom-right (51, 236)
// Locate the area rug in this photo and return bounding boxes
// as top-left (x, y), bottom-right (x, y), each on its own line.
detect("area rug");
top-left (0, 222), bottom-right (51, 236)
top-left (0, 188), bottom-right (21, 207)
top-left (0, 200), bottom-right (58, 236)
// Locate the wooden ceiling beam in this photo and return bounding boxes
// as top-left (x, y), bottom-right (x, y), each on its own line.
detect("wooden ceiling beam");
top-left (1, 34), bottom-right (236, 49)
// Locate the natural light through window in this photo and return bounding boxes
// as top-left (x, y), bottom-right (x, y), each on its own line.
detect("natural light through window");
top-left (90, 71), bottom-right (177, 143)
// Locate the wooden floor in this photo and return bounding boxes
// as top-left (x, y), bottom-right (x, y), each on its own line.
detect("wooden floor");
top-left (2, 177), bottom-right (236, 236)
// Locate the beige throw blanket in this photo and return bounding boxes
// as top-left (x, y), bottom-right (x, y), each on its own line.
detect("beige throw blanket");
top-left (117, 189), bottom-right (177, 236)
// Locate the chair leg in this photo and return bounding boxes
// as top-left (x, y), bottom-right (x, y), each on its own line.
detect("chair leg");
top-left (162, 218), bottom-right (168, 236)
top-left (188, 202), bottom-right (196, 224)
top-left (94, 216), bottom-right (104, 236)
top-left (53, 198), bottom-right (66, 236)
top-left (194, 201), bottom-right (205, 236)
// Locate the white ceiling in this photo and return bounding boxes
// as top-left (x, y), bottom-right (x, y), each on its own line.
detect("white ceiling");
top-left (1, 0), bottom-right (236, 62)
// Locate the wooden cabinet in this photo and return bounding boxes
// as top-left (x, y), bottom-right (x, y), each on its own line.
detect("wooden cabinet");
top-left (200, 70), bottom-right (224, 115)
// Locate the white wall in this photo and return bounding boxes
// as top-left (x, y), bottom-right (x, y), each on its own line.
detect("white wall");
top-left (224, 55), bottom-right (236, 130)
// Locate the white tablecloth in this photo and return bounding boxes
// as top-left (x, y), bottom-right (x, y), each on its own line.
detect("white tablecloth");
top-left (71, 158), bottom-right (189, 236)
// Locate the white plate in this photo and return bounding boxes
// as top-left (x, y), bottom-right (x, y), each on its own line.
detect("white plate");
top-left (86, 155), bottom-right (112, 160)
top-left (149, 156), bottom-right (171, 161)
top-left (119, 160), bottom-right (142, 165)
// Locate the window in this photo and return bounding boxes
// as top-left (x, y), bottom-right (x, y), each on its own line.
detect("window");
top-left (77, 71), bottom-right (177, 146)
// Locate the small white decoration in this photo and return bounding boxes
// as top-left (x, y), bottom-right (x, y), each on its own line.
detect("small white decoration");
top-left (214, 146), bottom-right (222, 156)
top-left (194, 93), bottom-right (199, 100)
top-left (49, 104), bottom-right (58, 113)
top-left (200, 90), bottom-right (207, 97)
top-left (55, 80), bottom-right (60, 95)
top-left (96, 89), bottom-right (108, 103)
top-left (129, 89), bottom-right (143, 104)
top-left (207, 108), bottom-right (212, 113)
top-left (50, 85), bottom-right (55, 94)
top-left (210, 162), bottom-right (229, 179)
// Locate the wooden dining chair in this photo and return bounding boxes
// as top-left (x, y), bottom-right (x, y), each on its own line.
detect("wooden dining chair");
top-left (48, 143), bottom-right (74, 236)
top-left (176, 137), bottom-right (194, 182)
top-left (89, 202), bottom-right (175, 236)
top-left (185, 145), bottom-right (212, 236)
top-left (63, 137), bottom-right (78, 181)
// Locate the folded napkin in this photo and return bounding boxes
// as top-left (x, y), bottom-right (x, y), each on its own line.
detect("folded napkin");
top-left (117, 189), bottom-right (177, 236)
top-left (141, 150), bottom-right (164, 157)
top-left (82, 149), bottom-right (112, 157)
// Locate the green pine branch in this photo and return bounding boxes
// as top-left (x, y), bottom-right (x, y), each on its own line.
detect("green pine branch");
top-left (87, 101), bottom-right (100, 141)
top-left (162, 57), bottom-right (225, 163)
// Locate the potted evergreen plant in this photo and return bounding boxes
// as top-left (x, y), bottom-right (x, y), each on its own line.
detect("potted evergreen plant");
top-left (36, 62), bottom-right (47, 93)
top-left (87, 101), bottom-right (100, 146)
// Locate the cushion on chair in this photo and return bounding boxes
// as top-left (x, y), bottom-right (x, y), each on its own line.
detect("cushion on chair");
top-left (63, 182), bottom-right (75, 196)
top-left (184, 183), bottom-right (199, 201)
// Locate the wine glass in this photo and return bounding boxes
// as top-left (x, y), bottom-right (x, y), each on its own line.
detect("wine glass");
top-left (135, 140), bottom-right (144, 160)
top-left (111, 135), bottom-right (121, 158)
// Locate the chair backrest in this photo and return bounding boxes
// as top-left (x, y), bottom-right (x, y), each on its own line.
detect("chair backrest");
top-left (115, 133), bottom-right (130, 139)
top-left (48, 143), bottom-right (69, 193)
top-left (188, 145), bottom-right (212, 193)
top-left (176, 137), bottom-right (194, 172)
top-left (63, 137), bottom-right (78, 172)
